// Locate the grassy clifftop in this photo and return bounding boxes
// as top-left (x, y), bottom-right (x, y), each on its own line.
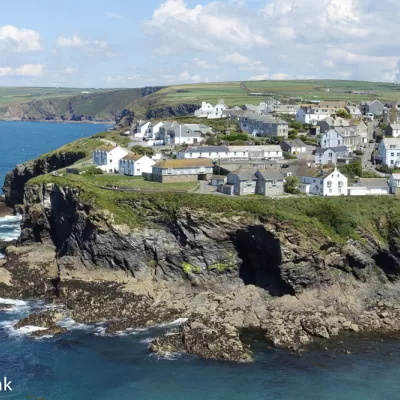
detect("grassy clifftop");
top-left (28, 171), bottom-right (400, 245)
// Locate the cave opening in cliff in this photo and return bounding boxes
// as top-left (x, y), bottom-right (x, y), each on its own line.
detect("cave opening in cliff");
top-left (233, 227), bottom-right (295, 296)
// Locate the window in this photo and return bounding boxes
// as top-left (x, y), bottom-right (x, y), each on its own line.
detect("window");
top-left (190, 153), bottom-right (193, 157)
top-left (329, 188), bottom-right (332, 193)
top-left (167, 168), bottom-right (173, 175)
top-left (137, 169), bottom-right (140, 174)
top-left (109, 160), bottom-right (112, 163)
top-left (209, 153), bottom-right (211, 156)
top-left (391, 153), bottom-right (395, 157)
top-left (391, 160), bottom-right (394, 165)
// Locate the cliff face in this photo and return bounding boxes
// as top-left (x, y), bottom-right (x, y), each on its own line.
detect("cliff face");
top-left (4, 182), bottom-right (400, 361)
top-left (145, 104), bottom-right (200, 119)
top-left (2, 152), bottom-right (85, 207)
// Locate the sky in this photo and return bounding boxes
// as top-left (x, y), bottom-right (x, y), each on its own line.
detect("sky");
top-left (1, 0), bottom-right (400, 88)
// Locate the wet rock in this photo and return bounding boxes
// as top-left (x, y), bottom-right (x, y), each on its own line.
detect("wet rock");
top-left (150, 319), bottom-right (252, 362)
top-left (14, 310), bottom-right (66, 330)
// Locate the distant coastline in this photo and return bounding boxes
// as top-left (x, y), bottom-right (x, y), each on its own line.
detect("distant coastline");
top-left (0, 119), bottom-right (115, 125)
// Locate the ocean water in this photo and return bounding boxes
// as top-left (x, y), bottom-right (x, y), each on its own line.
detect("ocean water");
top-left (0, 300), bottom-right (399, 400)
top-left (0, 121), bottom-right (112, 195)
top-left (0, 122), bottom-right (400, 399)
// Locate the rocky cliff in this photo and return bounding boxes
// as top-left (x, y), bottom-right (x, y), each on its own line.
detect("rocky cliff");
top-left (1, 182), bottom-right (400, 360)
top-left (2, 152), bottom-right (86, 207)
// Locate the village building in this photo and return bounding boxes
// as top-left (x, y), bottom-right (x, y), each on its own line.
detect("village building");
top-left (194, 100), bottom-right (228, 119)
top-left (345, 105), bottom-right (363, 119)
top-left (296, 106), bottom-right (337, 125)
top-left (359, 100), bottom-right (385, 116)
top-left (389, 173), bottom-right (400, 194)
top-left (296, 166), bottom-right (348, 196)
top-left (280, 139), bottom-right (307, 154)
top-left (378, 138), bottom-right (400, 168)
top-left (159, 123), bottom-right (205, 146)
top-left (224, 168), bottom-right (284, 196)
top-left (92, 145), bottom-right (128, 173)
top-left (133, 121), bottom-right (152, 138)
top-left (319, 127), bottom-right (361, 151)
top-left (151, 159), bottom-right (214, 183)
top-left (265, 104), bottom-right (299, 115)
top-left (239, 115), bottom-right (289, 138)
top-left (118, 154), bottom-right (156, 177)
top-left (176, 145), bottom-right (283, 160)
top-left (386, 123), bottom-right (400, 138)
top-left (348, 178), bottom-right (390, 196)
top-left (317, 116), bottom-right (352, 133)
top-left (315, 146), bottom-right (351, 165)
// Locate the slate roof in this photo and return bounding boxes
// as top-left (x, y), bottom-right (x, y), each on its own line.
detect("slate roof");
top-left (282, 139), bottom-right (306, 148)
top-left (230, 168), bottom-right (257, 181)
top-left (315, 146), bottom-right (348, 155)
top-left (153, 159), bottom-right (214, 169)
top-left (256, 169), bottom-right (284, 180)
top-left (356, 178), bottom-right (389, 188)
top-left (296, 166), bottom-right (334, 179)
top-left (95, 145), bottom-right (115, 152)
top-left (184, 146), bottom-right (230, 153)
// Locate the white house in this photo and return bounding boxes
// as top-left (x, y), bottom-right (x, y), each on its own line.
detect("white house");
top-left (135, 121), bottom-right (152, 138)
top-left (389, 173), bottom-right (400, 194)
top-left (92, 145), bottom-right (128, 173)
top-left (378, 138), bottom-right (400, 168)
top-left (348, 178), bottom-right (390, 196)
top-left (296, 106), bottom-right (336, 125)
top-left (176, 145), bottom-right (283, 160)
top-left (386, 123), bottom-right (400, 138)
top-left (194, 100), bottom-right (228, 119)
top-left (151, 122), bottom-right (164, 139)
top-left (119, 154), bottom-right (156, 176)
top-left (297, 166), bottom-right (348, 196)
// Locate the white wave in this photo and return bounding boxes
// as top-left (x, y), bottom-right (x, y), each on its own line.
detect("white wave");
top-left (58, 317), bottom-right (93, 331)
top-left (0, 254), bottom-right (4, 259)
top-left (151, 352), bottom-right (182, 361)
top-left (140, 336), bottom-right (158, 344)
top-left (156, 318), bottom-right (188, 328)
top-left (0, 320), bottom-right (46, 338)
top-left (0, 215), bottom-right (21, 241)
top-left (0, 298), bottom-right (28, 306)
top-left (0, 215), bottom-right (22, 223)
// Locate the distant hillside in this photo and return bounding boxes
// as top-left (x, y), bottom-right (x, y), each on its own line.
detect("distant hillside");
top-left (0, 87), bottom-right (163, 122)
top-left (2, 80), bottom-right (400, 123)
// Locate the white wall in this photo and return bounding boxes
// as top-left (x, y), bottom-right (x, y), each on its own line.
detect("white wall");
top-left (322, 170), bottom-right (348, 196)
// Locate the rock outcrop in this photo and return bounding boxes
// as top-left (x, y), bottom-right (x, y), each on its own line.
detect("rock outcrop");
top-left (2, 182), bottom-right (400, 360)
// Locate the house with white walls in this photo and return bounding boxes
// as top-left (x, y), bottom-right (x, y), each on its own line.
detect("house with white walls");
top-left (159, 123), bottom-right (205, 146)
top-left (92, 145), bottom-right (128, 173)
top-left (119, 154), bottom-right (156, 176)
top-left (389, 173), bottom-right (400, 194)
top-left (176, 145), bottom-right (283, 160)
top-left (319, 128), bottom-right (361, 151)
top-left (296, 166), bottom-right (348, 196)
top-left (134, 121), bottom-right (153, 138)
top-left (194, 100), bottom-right (228, 119)
top-left (296, 106), bottom-right (336, 125)
top-left (386, 123), bottom-right (400, 138)
top-left (151, 122), bottom-right (164, 139)
top-left (378, 138), bottom-right (400, 168)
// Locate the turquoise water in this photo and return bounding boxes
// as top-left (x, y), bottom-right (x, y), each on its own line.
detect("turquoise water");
top-left (0, 301), bottom-right (399, 400)
top-left (0, 121), bottom-right (111, 194)
top-left (1, 121), bottom-right (400, 399)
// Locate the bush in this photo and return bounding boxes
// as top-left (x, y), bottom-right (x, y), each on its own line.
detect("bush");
top-left (283, 151), bottom-right (297, 160)
top-left (336, 109), bottom-right (351, 119)
top-left (85, 166), bottom-right (103, 175)
top-left (288, 129), bottom-right (299, 139)
top-left (130, 145), bottom-right (154, 157)
top-left (289, 121), bottom-right (303, 130)
top-left (339, 162), bottom-right (362, 179)
top-left (223, 133), bottom-right (249, 142)
top-left (284, 176), bottom-right (300, 194)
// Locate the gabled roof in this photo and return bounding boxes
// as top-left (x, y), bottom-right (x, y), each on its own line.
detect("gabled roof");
top-left (315, 146), bottom-right (348, 154)
top-left (389, 124), bottom-right (400, 129)
top-left (256, 169), bottom-right (284, 180)
top-left (296, 166), bottom-right (334, 178)
top-left (392, 173), bottom-right (400, 179)
top-left (184, 146), bottom-right (230, 153)
top-left (153, 159), bottom-right (214, 169)
top-left (282, 139), bottom-right (306, 147)
top-left (356, 178), bottom-right (389, 188)
top-left (382, 138), bottom-right (400, 147)
top-left (229, 168), bottom-right (257, 180)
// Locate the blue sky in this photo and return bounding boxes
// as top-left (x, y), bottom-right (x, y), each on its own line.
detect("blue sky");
top-left (1, 0), bottom-right (399, 88)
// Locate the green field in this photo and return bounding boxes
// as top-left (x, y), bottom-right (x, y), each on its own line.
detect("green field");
top-left (2, 79), bottom-right (400, 121)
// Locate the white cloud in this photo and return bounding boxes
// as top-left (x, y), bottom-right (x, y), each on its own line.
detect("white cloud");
top-left (220, 52), bottom-right (250, 65)
top-left (250, 74), bottom-right (269, 81)
top-left (270, 72), bottom-right (291, 80)
top-left (0, 25), bottom-right (41, 52)
top-left (56, 34), bottom-right (109, 52)
top-left (323, 60), bottom-right (335, 68)
top-left (105, 12), bottom-right (123, 19)
top-left (179, 71), bottom-right (201, 82)
top-left (144, 0), bottom-right (270, 54)
top-left (0, 64), bottom-right (45, 77)
top-left (15, 64), bottom-right (45, 77)
top-left (0, 67), bottom-right (13, 77)
top-left (240, 60), bottom-right (269, 72)
top-left (193, 57), bottom-right (216, 69)
top-left (63, 66), bottom-right (77, 74)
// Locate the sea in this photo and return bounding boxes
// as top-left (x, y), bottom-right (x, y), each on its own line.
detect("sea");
top-left (0, 121), bottom-right (399, 399)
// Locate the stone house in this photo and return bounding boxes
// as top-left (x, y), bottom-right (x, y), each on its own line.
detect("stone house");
top-left (151, 159), bottom-right (214, 183)
top-left (281, 139), bottom-right (307, 154)
top-left (239, 115), bottom-right (289, 138)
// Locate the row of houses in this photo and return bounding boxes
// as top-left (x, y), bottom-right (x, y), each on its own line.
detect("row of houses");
top-left (176, 145), bottom-right (283, 160)
top-left (238, 113), bottom-right (289, 138)
top-left (132, 120), bottom-right (212, 145)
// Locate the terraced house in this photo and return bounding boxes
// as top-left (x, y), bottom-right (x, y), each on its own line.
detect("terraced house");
top-left (239, 115), bottom-right (289, 138)
top-left (159, 122), bottom-right (205, 146)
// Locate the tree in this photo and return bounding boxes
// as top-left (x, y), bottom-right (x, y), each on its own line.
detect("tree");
top-left (284, 176), bottom-right (300, 194)
top-left (336, 109), bottom-right (351, 119)
top-left (289, 121), bottom-right (303, 130)
top-left (288, 129), bottom-right (299, 139)
top-left (130, 145), bottom-right (154, 157)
